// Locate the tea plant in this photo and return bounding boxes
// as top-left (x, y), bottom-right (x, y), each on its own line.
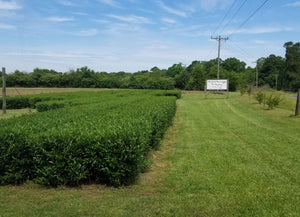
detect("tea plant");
top-left (0, 90), bottom-right (179, 186)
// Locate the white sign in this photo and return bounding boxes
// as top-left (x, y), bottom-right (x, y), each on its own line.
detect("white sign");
top-left (206, 79), bottom-right (228, 90)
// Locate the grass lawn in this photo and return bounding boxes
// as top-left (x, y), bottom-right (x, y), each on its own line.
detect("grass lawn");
top-left (0, 109), bottom-right (36, 119)
top-left (0, 92), bottom-right (299, 217)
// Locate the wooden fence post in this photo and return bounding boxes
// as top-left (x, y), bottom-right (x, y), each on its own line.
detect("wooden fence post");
top-left (296, 88), bottom-right (300, 116)
top-left (2, 67), bottom-right (6, 116)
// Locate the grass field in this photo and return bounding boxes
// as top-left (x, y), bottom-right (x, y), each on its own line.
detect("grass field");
top-left (0, 91), bottom-right (299, 216)
top-left (0, 108), bottom-right (36, 119)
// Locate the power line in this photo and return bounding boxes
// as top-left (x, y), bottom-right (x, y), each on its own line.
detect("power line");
top-left (219, 0), bottom-right (249, 35)
top-left (229, 0), bottom-right (270, 37)
top-left (211, 0), bottom-right (238, 36)
top-left (230, 39), bottom-right (256, 59)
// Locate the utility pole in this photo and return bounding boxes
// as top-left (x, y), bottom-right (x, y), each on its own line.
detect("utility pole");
top-left (2, 67), bottom-right (6, 116)
top-left (296, 88), bottom-right (300, 116)
top-left (211, 36), bottom-right (229, 79)
top-left (275, 74), bottom-right (279, 90)
top-left (253, 60), bottom-right (258, 88)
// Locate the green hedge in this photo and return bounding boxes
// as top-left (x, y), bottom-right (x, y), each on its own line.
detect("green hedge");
top-left (36, 101), bottom-right (65, 112)
top-left (0, 95), bottom-right (64, 110)
top-left (0, 90), bottom-right (178, 186)
top-left (154, 90), bottom-right (182, 99)
top-left (0, 97), bottom-right (30, 109)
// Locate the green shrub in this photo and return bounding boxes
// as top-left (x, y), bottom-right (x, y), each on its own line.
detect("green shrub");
top-left (0, 96), bottom-right (30, 109)
top-left (36, 101), bottom-right (65, 112)
top-left (255, 90), bottom-right (265, 104)
top-left (0, 95), bottom-right (59, 109)
top-left (155, 90), bottom-right (181, 99)
top-left (0, 90), bottom-right (177, 187)
top-left (28, 96), bottom-right (49, 108)
top-left (266, 94), bottom-right (281, 109)
top-left (240, 87), bottom-right (246, 96)
top-left (247, 85), bottom-right (252, 96)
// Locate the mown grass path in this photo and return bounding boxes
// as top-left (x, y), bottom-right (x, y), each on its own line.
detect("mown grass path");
top-left (0, 93), bottom-right (299, 217)
top-left (163, 93), bottom-right (299, 216)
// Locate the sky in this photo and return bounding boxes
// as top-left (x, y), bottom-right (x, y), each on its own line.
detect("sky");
top-left (0, 0), bottom-right (299, 73)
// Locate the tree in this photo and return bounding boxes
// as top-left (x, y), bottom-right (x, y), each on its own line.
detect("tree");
top-left (259, 55), bottom-right (285, 89)
top-left (222, 57), bottom-right (246, 73)
top-left (202, 58), bottom-right (219, 73)
top-left (186, 63), bottom-right (205, 90)
top-left (284, 41), bottom-right (300, 91)
top-left (174, 69), bottom-right (189, 89)
top-left (165, 63), bottom-right (185, 78)
top-left (224, 70), bottom-right (239, 91)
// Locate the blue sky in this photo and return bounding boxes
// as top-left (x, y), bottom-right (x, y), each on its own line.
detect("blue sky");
top-left (0, 0), bottom-right (299, 73)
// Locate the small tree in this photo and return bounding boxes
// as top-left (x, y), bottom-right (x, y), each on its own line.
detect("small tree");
top-left (255, 90), bottom-right (265, 104)
top-left (266, 93), bottom-right (281, 109)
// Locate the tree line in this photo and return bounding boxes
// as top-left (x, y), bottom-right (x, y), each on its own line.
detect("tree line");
top-left (1, 41), bottom-right (299, 91)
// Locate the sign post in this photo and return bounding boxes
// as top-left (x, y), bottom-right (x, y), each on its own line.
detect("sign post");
top-left (205, 79), bottom-right (229, 99)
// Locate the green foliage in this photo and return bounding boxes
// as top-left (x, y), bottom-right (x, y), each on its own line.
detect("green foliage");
top-left (225, 70), bottom-right (239, 91)
top-left (0, 96), bottom-right (30, 109)
top-left (36, 101), bottom-right (65, 112)
top-left (266, 93), bottom-right (281, 109)
top-left (240, 87), bottom-right (246, 96)
top-left (186, 63), bottom-right (205, 90)
top-left (0, 95), bottom-right (61, 109)
top-left (0, 90), bottom-right (178, 186)
top-left (255, 90), bottom-right (265, 104)
top-left (165, 63), bottom-right (185, 78)
top-left (4, 57), bottom-right (255, 92)
top-left (254, 90), bottom-right (282, 109)
top-left (284, 41), bottom-right (300, 91)
top-left (222, 57), bottom-right (246, 73)
top-left (259, 54), bottom-right (285, 89)
top-left (247, 85), bottom-right (252, 96)
top-left (155, 90), bottom-right (182, 99)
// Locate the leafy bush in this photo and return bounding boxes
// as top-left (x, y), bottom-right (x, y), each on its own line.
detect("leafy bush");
top-left (155, 90), bottom-right (182, 99)
top-left (255, 90), bottom-right (265, 104)
top-left (266, 94), bottom-right (281, 109)
top-left (36, 101), bottom-right (65, 112)
top-left (0, 96), bottom-right (30, 109)
top-left (0, 90), bottom-right (177, 186)
top-left (0, 95), bottom-right (61, 109)
top-left (247, 85), bottom-right (252, 96)
top-left (240, 87), bottom-right (246, 96)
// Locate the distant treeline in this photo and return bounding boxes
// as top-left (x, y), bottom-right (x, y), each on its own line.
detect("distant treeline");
top-left (1, 41), bottom-right (299, 91)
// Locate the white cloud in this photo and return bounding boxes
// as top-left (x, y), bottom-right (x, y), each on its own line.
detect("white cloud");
top-left (161, 24), bottom-right (205, 37)
top-left (47, 16), bottom-right (74, 22)
top-left (0, 23), bottom-right (15, 29)
top-left (285, 1), bottom-right (300, 7)
top-left (103, 22), bottom-right (143, 35)
top-left (107, 14), bottom-right (152, 24)
top-left (157, 1), bottom-right (187, 17)
top-left (97, 0), bottom-right (119, 7)
top-left (162, 17), bottom-right (177, 24)
top-left (72, 12), bottom-right (88, 16)
top-left (6, 50), bottom-right (90, 58)
top-left (93, 19), bottom-right (110, 24)
top-left (198, 0), bottom-right (233, 11)
top-left (226, 27), bottom-right (292, 35)
top-left (76, 28), bottom-right (99, 36)
top-left (0, 1), bottom-right (21, 10)
top-left (60, 1), bottom-right (75, 6)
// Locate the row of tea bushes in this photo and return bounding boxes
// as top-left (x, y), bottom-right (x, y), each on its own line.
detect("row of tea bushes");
top-left (0, 95), bottom-right (62, 109)
top-left (0, 90), bottom-right (179, 186)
